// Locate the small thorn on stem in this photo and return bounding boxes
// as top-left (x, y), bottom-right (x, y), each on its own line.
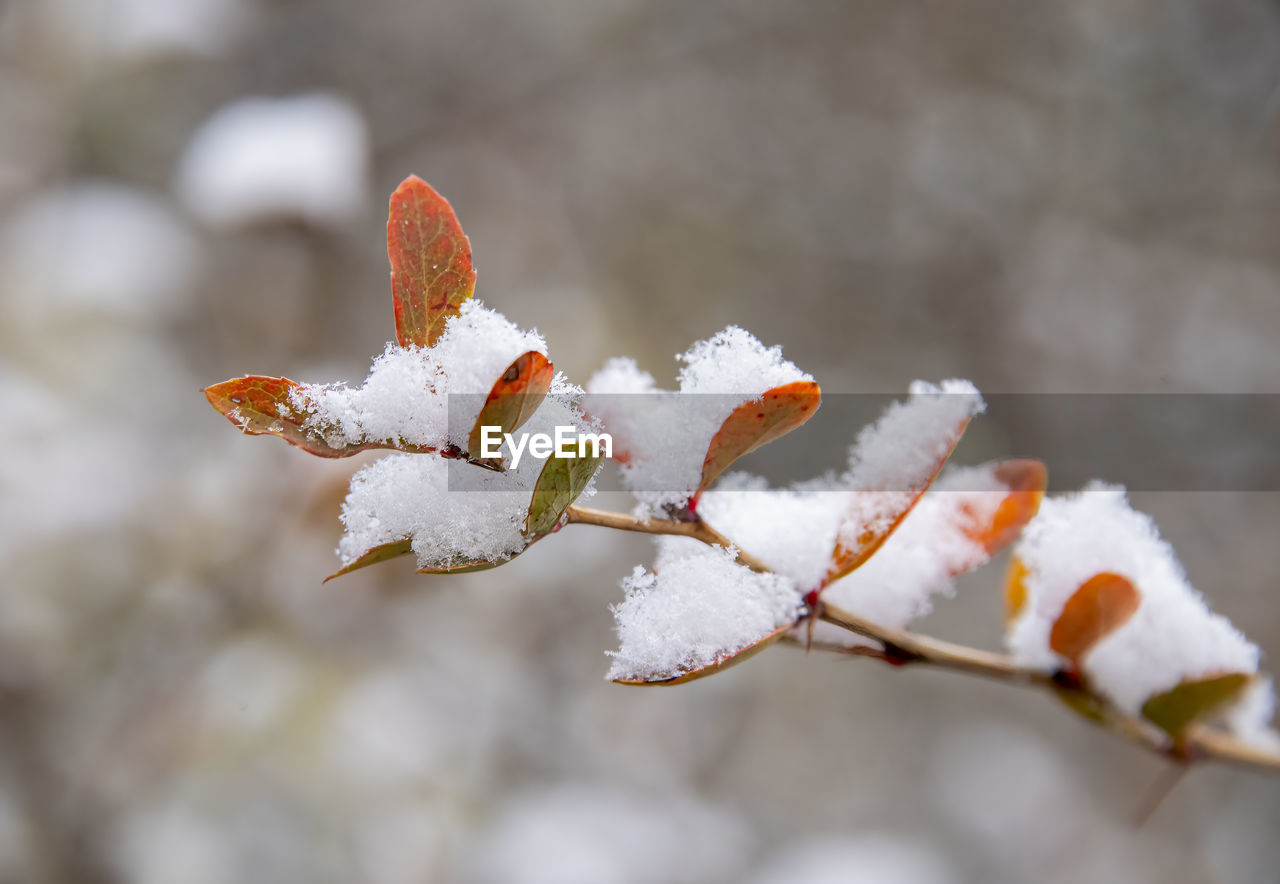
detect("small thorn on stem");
top-left (881, 644), bottom-right (916, 667)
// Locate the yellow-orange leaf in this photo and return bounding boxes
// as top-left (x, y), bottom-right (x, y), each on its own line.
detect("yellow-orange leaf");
top-left (467, 351), bottom-right (554, 460)
top-left (699, 381), bottom-right (821, 491)
top-left (1049, 572), bottom-right (1141, 667)
top-left (1005, 556), bottom-right (1030, 626)
top-left (825, 414), bottom-right (973, 585)
top-left (964, 459), bottom-right (1047, 555)
top-left (388, 175), bottom-right (475, 348)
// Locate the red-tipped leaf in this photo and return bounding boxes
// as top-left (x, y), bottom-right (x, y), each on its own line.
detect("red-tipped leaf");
top-left (699, 381), bottom-right (821, 491)
top-left (825, 413), bottom-right (974, 586)
top-left (467, 351), bottom-right (554, 461)
top-left (964, 459), bottom-right (1048, 556)
top-left (388, 175), bottom-right (475, 348)
top-left (204, 376), bottom-right (438, 458)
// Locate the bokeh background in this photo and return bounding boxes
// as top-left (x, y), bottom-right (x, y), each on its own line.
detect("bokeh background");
top-left (2, 1), bottom-right (1280, 881)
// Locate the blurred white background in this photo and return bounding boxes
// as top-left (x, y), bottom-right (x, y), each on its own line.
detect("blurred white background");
top-left (1, 1), bottom-right (1279, 881)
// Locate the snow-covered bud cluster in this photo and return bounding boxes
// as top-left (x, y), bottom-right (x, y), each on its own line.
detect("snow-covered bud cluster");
top-left (1007, 484), bottom-right (1277, 747)
top-left (337, 382), bottom-right (594, 572)
top-left (291, 300), bottom-right (548, 452)
top-left (585, 326), bottom-right (813, 517)
top-left (605, 374), bottom-right (1029, 680)
top-left (607, 543), bottom-right (802, 683)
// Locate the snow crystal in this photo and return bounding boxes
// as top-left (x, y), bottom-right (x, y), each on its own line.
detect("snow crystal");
top-left (431, 299), bottom-right (548, 396)
top-left (823, 464), bottom-right (1007, 630)
top-left (607, 542), bottom-right (801, 682)
top-left (621, 381), bottom-right (989, 598)
top-left (582, 357), bottom-right (660, 459)
top-left (837, 379), bottom-right (984, 552)
top-left (1007, 483), bottom-right (1265, 722)
top-left (672, 472), bottom-right (846, 592)
top-left (339, 454), bottom-right (528, 569)
top-left (585, 357), bottom-right (657, 399)
top-left (292, 301), bottom-right (547, 452)
top-left (175, 94), bottom-right (368, 229)
top-left (294, 345), bottom-right (446, 449)
top-left (583, 371), bottom-right (690, 516)
top-left (336, 379), bottom-right (595, 570)
top-left (585, 328), bottom-right (811, 516)
top-left (676, 325), bottom-right (812, 396)
top-left (1221, 678), bottom-right (1280, 752)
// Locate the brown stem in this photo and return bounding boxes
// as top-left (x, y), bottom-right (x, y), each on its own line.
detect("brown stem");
top-left (563, 505), bottom-right (772, 573)
top-left (565, 505), bottom-right (1280, 775)
top-left (817, 599), bottom-right (1280, 774)
top-left (818, 601), bottom-right (1048, 685)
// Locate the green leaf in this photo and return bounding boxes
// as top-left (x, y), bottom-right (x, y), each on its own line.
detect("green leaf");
top-left (1049, 572), bottom-right (1141, 668)
top-left (612, 624), bottom-right (790, 686)
top-left (324, 539), bottom-right (414, 582)
top-left (1141, 672), bottom-right (1252, 739)
top-left (1053, 684), bottom-right (1113, 726)
top-left (204, 375), bottom-right (438, 458)
top-left (388, 175), bottom-right (475, 348)
top-left (467, 350), bottom-right (554, 461)
top-left (525, 450), bottom-right (602, 536)
top-left (699, 380), bottom-right (820, 491)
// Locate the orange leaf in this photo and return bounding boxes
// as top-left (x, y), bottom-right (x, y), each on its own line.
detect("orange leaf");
top-left (467, 351), bottom-right (554, 460)
top-left (824, 414), bottom-right (973, 586)
top-left (699, 381), bottom-right (821, 491)
top-left (388, 175), bottom-right (475, 348)
top-left (1004, 556), bottom-right (1030, 626)
top-left (611, 624), bottom-right (790, 686)
top-left (964, 459), bottom-right (1047, 555)
top-left (1049, 572), bottom-right (1141, 668)
top-left (204, 376), bottom-right (438, 458)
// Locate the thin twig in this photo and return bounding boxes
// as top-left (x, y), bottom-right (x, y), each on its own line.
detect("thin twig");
top-left (566, 504), bottom-right (1280, 775)
top-left (817, 599), bottom-right (1280, 774)
top-left (563, 505), bottom-right (772, 573)
top-left (818, 601), bottom-right (1049, 685)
